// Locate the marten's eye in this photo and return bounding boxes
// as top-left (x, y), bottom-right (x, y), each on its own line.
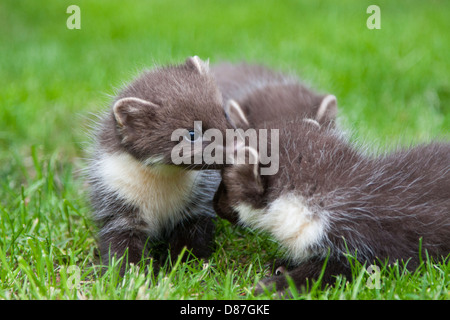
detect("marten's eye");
top-left (184, 130), bottom-right (201, 143)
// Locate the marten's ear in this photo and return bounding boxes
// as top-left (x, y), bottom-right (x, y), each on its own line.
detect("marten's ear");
top-left (113, 97), bottom-right (158, 128)
top-left (315, 94), bottom-right (337, 123)
top-left (224, 99), bottom-right (250, 129)
top-left (186, 56), bottom-right (210, 75)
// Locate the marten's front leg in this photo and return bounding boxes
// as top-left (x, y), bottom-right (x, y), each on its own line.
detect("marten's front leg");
top-left (165, 214), bottom-right (216, 262)
top-left (98, 225), bottom-right (153, 275)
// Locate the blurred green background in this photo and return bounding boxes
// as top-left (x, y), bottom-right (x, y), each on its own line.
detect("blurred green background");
top-left (0, 0), bottom-right (449, 300)
top-left (1, 0), bottom-right (449, 164)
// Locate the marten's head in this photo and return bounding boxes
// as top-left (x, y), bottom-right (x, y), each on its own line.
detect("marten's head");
top-left (110, 56), bottom-right (231, 168)
top-left (213, 95), bottom-right (343, 225)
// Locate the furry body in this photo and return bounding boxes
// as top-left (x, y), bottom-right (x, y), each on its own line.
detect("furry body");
top-left (87, 57), bottom-right (228, 271)
top-left (214, 117), bottom-right (450, 292)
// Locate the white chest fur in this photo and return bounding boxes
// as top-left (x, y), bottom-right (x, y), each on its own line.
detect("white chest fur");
top-left (235, 192), bottom-right (329, 262)
top-left (95, 152), bottom-right (199, 234)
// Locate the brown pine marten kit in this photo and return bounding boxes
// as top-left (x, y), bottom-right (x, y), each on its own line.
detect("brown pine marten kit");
top-left (86, 56), bottom-right (229, 272)
top-left (213, 113), bottom-right (450, 293)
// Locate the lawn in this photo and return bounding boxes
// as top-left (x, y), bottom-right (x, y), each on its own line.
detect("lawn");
top-left (0, 0), bottom-right (449, 301)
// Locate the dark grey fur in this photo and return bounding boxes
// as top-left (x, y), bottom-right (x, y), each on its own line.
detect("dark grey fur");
top-left (211, 62), bottom-right (338, 224)
top-left (87, 57), bottom-right (229, 273)
top-left (214, 117), bottom-right (450, 292)
top-left (211, 62), bottom-right (337, 128)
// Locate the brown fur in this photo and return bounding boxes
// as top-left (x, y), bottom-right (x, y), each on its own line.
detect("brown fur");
top-left (214, 117), bottom-right (450, 292)
top-left (87, 57), bottom-right (230, 274)
top-left (211, 62), bottom-right (337, 128)
top-left (100, 58), bottom-right (228, 162)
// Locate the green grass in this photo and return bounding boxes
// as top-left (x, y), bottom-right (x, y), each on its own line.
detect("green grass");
top-left (0, 0), bottom-right (449, 300)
